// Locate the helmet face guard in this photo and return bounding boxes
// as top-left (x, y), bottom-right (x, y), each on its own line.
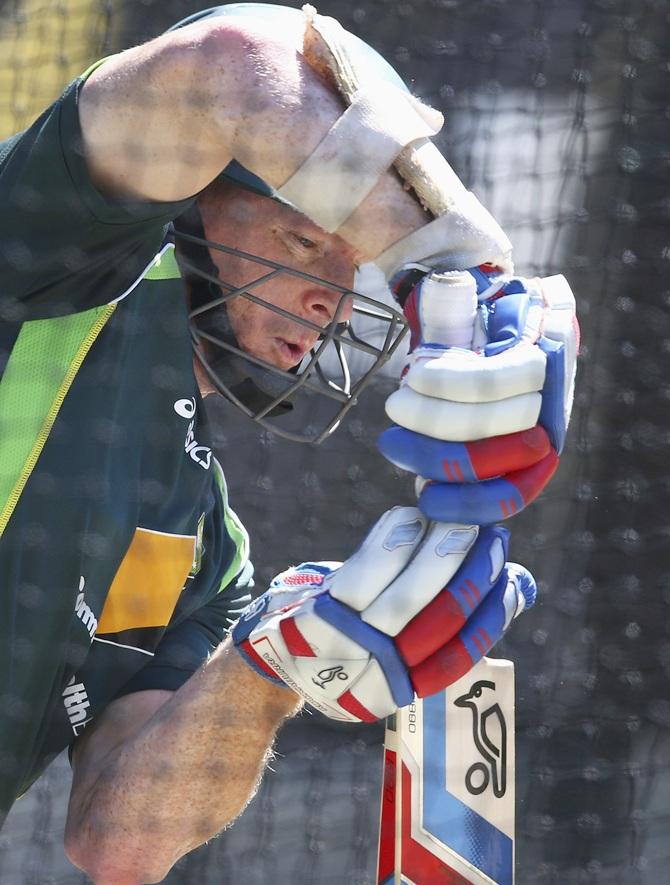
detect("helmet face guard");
top-left (174, 227), bottom-right (408, 445)
top-left (168, 4), bottom-right (410, 443)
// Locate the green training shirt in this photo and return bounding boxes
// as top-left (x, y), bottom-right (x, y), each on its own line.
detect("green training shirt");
top-left (0, 76), bottom-right (252, 816)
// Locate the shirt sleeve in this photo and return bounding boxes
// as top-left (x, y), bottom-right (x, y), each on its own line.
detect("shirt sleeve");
top-left (116, 561), bottom-right (255, 696)
top-left (0, 76), bottom-right (195, 321)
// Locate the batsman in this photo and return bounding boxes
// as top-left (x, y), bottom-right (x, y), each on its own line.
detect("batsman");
top-left (0, 3), bottom-right (577, 882)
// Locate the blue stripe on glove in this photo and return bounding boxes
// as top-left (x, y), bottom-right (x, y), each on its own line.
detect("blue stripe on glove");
top-left (418, 477), bottom-right (525, 525)
top-left (538, 336), bottom-right (567, 453)
top-left (378, 425), bottom-right (478, 482)
top-left (484, 290), bottom-right (530, 357)
top-left (313, 594), bottom-right (415, 708)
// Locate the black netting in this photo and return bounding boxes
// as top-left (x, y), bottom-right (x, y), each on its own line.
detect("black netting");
top-left (1, 1), bottom-right (669, 883)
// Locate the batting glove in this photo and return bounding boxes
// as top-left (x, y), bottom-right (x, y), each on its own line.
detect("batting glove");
top-left (378, 265), bottom-right (579, 524)
top-left (232, 506), bottom-right (536, 723)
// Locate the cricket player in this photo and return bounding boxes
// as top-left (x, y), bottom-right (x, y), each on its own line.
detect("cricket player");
top-left (0, 4), bottom-right (577, 882)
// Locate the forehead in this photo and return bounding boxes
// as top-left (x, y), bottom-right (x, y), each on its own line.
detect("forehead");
top-left (198, 182), bottom-right (363, 263)
top-left (199, 183), bottom-right (314, 235)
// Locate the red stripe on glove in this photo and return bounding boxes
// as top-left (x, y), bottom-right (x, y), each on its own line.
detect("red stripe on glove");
top-left (396, 589), bottom-right (466, 668)
top-left (507, 448), bottom-right (559, 505)
top-left (467, 425), bottom-right (551, 480)
top-left (411, 638), bottom-right (473, 697)
top-left (279, 617), bottom-right (316, 657)
top-left (241, 639), bottom-right (282, 681)
top-left (338, 690), bottom-right (378, 722)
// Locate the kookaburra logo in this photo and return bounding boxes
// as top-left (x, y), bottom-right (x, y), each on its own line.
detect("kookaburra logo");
top-left (312, 665), bottom-right (349, 690)
top-left (454, 679), bottom-right (508, 798)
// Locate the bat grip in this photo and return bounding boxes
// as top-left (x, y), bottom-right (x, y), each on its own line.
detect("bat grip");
top-left (412, 270), bottom-right (478, 504)
top-left (423, 269), bottom-right (478, 350)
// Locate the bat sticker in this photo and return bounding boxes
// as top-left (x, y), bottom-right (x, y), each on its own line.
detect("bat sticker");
top-left (377, 657), bottom-right (515, 885)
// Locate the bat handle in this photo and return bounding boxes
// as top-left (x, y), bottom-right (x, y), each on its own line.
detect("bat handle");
top-left (419, 269), bottom-right (478, 350)
top-left (413, 269), bottom-right (478, 504)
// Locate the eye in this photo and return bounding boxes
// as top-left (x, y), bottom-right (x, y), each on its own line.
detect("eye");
top-left (276, 226), bottom-right (323, 260)
top-left (293, 234), bottom-right (316, 249)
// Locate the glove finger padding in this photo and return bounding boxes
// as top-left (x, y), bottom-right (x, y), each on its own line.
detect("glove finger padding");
top-left (233, 507), bottom-right (536, 723)
top-left (409, 562), bottom-right (537, 696)
top-left (385, 384), bottom-right (542, 442)
top-left (321, 506), bottom-right (427, 611)
top-left (379, 424), bottom-right (559, 524)
top-left (416, 452), bottom-right (558, 523)
top-left (327, 517), bottom-right (479, 633)
top-left (386, 269), bottom-right (577, 453)
top-left (378, 425), bottom-right (552, 482)
top-left (395, 524), bottom-right (509, 666)
top-left (402, 341), bottom-right (547, 403)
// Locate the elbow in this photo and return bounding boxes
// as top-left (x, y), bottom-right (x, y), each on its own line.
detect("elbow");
top-left (65, 827), bottom-right (174, 885)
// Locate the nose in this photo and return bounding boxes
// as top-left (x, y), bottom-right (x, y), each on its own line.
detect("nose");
top-left (302, 288), bottom-right (353, 325)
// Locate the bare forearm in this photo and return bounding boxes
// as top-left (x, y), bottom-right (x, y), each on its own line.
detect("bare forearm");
top-left (65, 640), bottom-right (301, 884)
top-left (79, 18), bottom-right (428, 259)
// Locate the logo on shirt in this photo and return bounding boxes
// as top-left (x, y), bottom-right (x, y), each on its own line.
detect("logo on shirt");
top-left (62, 675), bottom-right (92, 736)
top-left (174, 397), bottom-right (212, 470)
top-left (74, 576), bottom-right (97, 641)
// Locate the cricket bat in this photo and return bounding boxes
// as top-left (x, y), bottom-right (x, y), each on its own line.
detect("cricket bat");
top-left (377, 657), bottom-right (515, 885)
top-left (377, 271), bottom-right (516, 885)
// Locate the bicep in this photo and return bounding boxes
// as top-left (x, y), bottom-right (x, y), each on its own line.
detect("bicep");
top-left (79, 21), bottom-right (248, 203)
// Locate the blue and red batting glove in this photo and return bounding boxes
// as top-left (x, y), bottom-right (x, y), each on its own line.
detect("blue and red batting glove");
top-left (380, 264), bottom-right (579, 524)
top-left (232, 508), bottom-right (537, 722)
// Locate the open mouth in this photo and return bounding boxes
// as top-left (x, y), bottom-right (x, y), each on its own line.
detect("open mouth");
top-left (274, 338), bottom-right (309, 366)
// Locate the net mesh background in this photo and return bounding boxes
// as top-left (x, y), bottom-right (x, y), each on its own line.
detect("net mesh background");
top-left (1, 0), bottom-right (668, 882)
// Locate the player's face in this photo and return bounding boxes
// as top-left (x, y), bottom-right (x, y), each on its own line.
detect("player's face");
top-left (198, 186), bottom-right (363, 372)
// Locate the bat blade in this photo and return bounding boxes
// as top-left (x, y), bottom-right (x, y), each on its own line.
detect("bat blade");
top-left (377, 657), bottom-right (515, 885)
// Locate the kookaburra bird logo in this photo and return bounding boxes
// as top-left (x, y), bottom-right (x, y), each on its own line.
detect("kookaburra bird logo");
top-left (454, 679), bottom-right (508, 798)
